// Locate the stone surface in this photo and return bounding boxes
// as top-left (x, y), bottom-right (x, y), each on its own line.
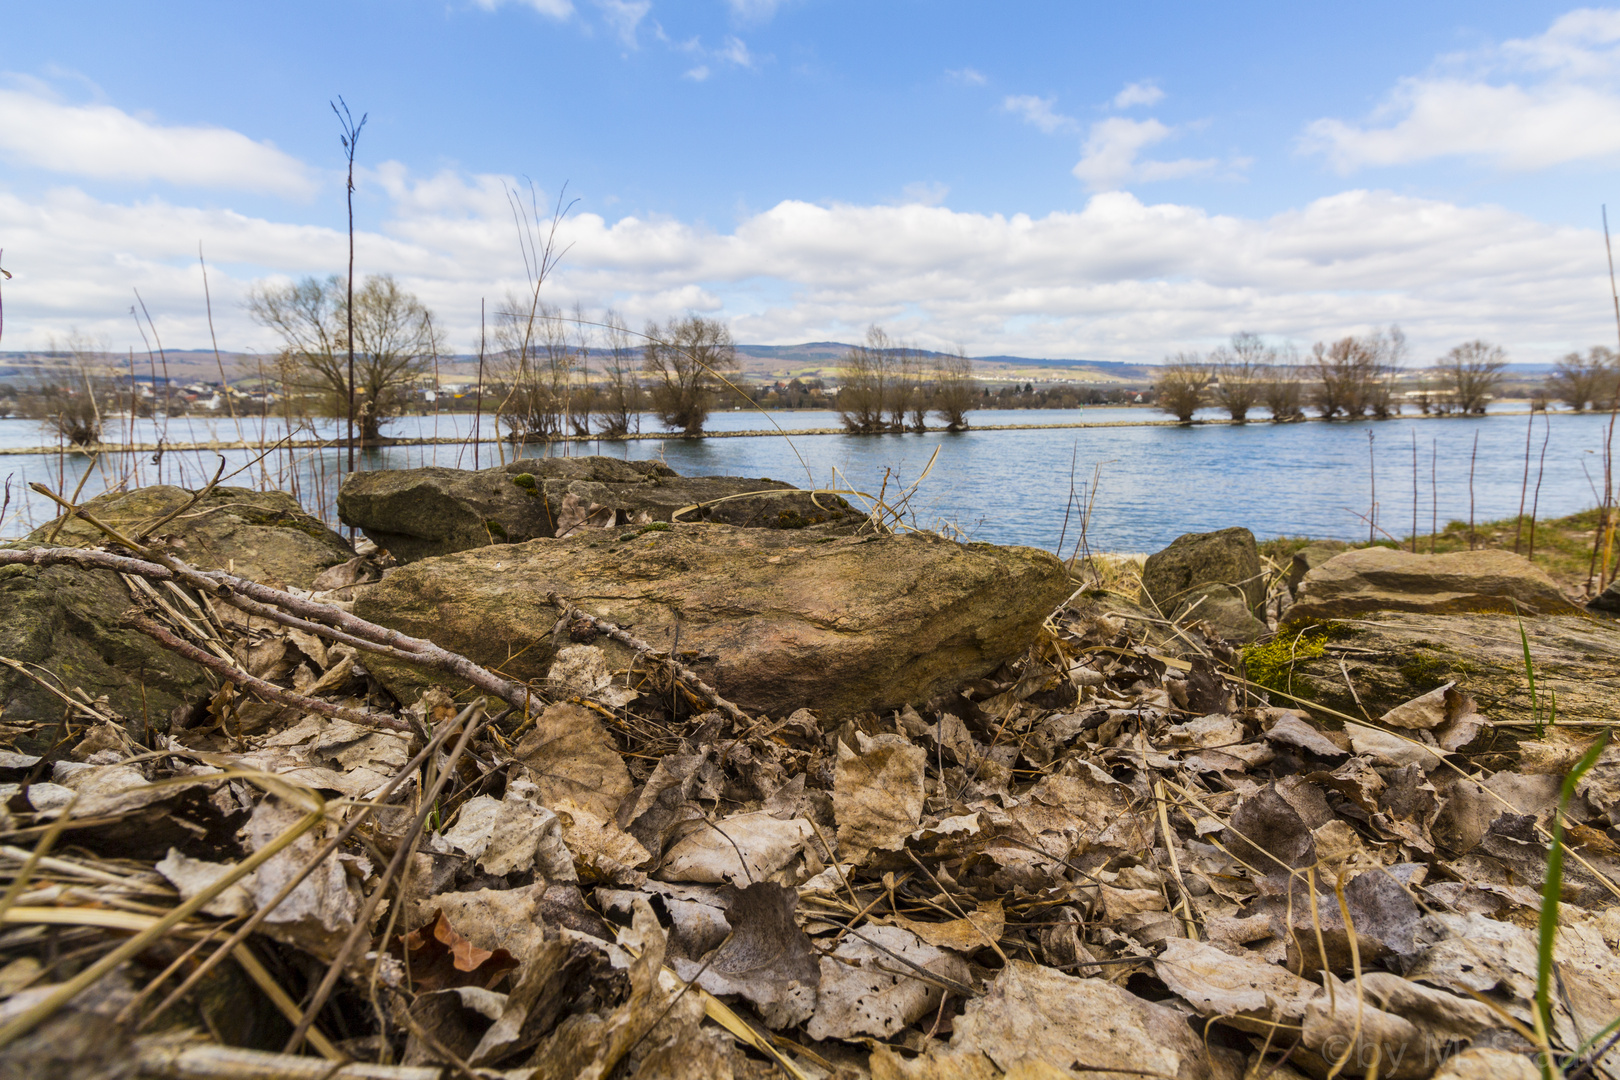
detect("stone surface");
top-left (353, 524), bottom-right (1071, 718)
top-left (1287, 547), bottom-right (1586, 622)
top-left (1279, 612), bottom-right (1620, 728)
top-left (0, 543), bottom-right (213, 750)
top-left (338, 457), bottom-right (857, 563)
top-left (1286, 540), bottom-right (1349, 597)
top-left (1592, 578), bottom-right (1620, 616)
top-left (1139, 527), bottom-right (1266, 642)
top-left (31, 485), bottom-right (352, 589)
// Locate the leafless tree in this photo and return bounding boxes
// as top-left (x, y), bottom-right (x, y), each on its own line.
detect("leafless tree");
top-left (31, 333), bottom-right (111, 445)
top-left (1434, 340), bottom-right (1507, 415)
top-left (1154, 352), bottom-right (1210, 423)
top-left (643, 314), bottom-right (738, 436)
top-left (1260, 344), bottom-right (1303, 420)
top-left (838, 326), bottom-right (901, 433)
top-left (1307, 329), bottom-right (1401, 418)
top-left (247, 274), bottom-right (434, 444)
top-left (595, 308), bottom-right (641, 438)
top-left (1548, 347), bottom-right (1618, 411)
top-left (932, 349), bottom-right (975, 431)
top-left (1209, 331), bottom-right (1272, 422)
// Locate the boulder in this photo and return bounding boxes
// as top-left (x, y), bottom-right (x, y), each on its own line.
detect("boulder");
top-left (353, 524), bottom-right (1071, 718)
top-left (0, 543), bottom-right (213, 750)
top-left (1287, 548), bottom-right (1585, 622)
top-left (1139, 527), bottom-right (1267, 642)
top-left (1286, 540), bottom-right (1349, 597)
top-left (31, 485), bottom-right (353, 589)
top-left (338, 457), bottom-right (857, 563)
top-left (1266, 612), bottom-right (1620, 729)
top-left (1592, 579), bottom-right (1620, 616)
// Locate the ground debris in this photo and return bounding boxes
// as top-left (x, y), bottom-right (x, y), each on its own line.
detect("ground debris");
top-left (0, 546), bottom-right (1615, 1080)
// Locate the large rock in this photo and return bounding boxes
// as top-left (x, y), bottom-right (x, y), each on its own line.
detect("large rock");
top-left (31, 485), bottom-right (352, 589)
top-left (1270, 612), bottom-right (1620, 729)
top-left (1286, 540), bottom-right (1349, 597)
top-left (338, 457), bottom-right (857, 563)
top-left (1139, 527), bottom-right (1267, 642)
top-left (0, 543), bottom-right (213, 750)
top-left (1287, 547), bottom-right (1585, 622)
top-left (1592, 579), bottom-right (1620, 616)
top-left (353, 524), bottom-right (1071, 718)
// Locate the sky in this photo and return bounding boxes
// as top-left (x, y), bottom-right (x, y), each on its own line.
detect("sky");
top-left (4, 1), bottom-right (1620, 364)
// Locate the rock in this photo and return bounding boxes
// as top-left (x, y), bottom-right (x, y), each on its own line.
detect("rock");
top-left (0, 543), bottom-right (213, 750)
top-left (1592, 579), bottom-right (1620, 616)
top-left (338, 457), bottom-right (857, 563)
top-left (1287, 547), bottom-right (1585, 622)
top-left (31, 485), bottom-right (352, 589)
top-left (1140, 527), bottom-right (1267, 642)
top-left (1274, 612), bottom-right (1620, 729)
top-left (1286, 540), bottom-right (1349, 597)
top-left (353, 524), bottom-right (1070, 718)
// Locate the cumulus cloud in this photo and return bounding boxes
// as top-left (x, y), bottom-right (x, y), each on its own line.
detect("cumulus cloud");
top-left (1112, 81), bottom-right (1164, 108)
top-left (471, 0), bottom-right (574, 18)
top-left (1071, 117), bottom-right (1217, 190)
top-left (1303, 8), bottom-right (1620, 171)
top-left (1, 164), bottom-right (1610, 367)
top-left (0, 88), bottom-right (317, 198)
top-left (1003, 94), bottom-right (1078, 134)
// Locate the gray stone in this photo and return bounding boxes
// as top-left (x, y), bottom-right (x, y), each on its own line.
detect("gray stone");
top-left (353, 524), bottom-right (1071, 719)
top-left (1278, 612), bottom-right (1620, 729)
top-left (30, 485), bottom-right (353, 589)
top-left (1591, 579), bottom-right (1620, 616)
top-left (337, 457), bottom-right (858, 563)
top-left (0, 543), bottom-right (213, 751)
top-left (1139, 527), bottom-right (1266, 642)
top-left (1286, 540), bottom-right (1349, 597)
top-left (1286, 547), bottom-right (1585, 623)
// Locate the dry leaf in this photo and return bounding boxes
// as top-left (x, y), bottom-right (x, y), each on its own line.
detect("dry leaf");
top-left (834, 734), bottom-right (926, 863)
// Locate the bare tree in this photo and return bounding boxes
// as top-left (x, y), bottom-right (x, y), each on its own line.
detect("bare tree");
top-left (902, 346), bottom-right (931, 431)
top-left (1434, 340), bottom-right (1507, 415)
top-left (837, 326), bottom-right (900, 433)
top-left (1307, 333), bottom-right (1396, 418)
top-left (1209, 331), bottom-right (1272, 422)
top-left (1261, 343), bottom-right (1303, 420)
top-left (31, 333), bottom-right (111, 446)
top-left (643, 315), bottom-right (738, 436)
top-left (1154, 352), bottom-right (1210, 423)
top-left (247, 274), bottom-right (434, 444)
top-left (1549, 347), bottom-right (1617, 411)
top-left (933, 349), bottom-right (975, 430)
top-left (595, 308), bottom-right (641, 439)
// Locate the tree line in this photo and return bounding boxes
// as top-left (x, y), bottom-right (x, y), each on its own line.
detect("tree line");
top-left (1152, 328), bottom-right (1620, 422)
top-left (833, 326), bottom-right (976, 433)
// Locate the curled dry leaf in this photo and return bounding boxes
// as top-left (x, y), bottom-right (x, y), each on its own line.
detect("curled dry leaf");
top-left (657, 810), bottom-right (812, 886)
top-left (805, 924), bottom-right (969, 1042)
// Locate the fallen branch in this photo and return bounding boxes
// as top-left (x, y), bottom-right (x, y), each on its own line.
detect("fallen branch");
top-left (0, 545), bottom-right (533, 713)
top-left (135, 1039), bottom-right (441, 1080)
top-left (547, 591), bottom-right (752, 727)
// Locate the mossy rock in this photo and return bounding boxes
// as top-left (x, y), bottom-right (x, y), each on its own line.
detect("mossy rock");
top-left (30, 485), bottom-right (352, 588)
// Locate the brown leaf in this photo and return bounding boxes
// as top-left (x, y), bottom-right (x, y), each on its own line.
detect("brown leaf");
top-left (403, 911), bottom-right (519, 991)
top-left (515, 703), bottom-right (635, 822)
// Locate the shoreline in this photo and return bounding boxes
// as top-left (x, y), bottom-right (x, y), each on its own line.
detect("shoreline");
top-left (0, 407), bottom-right (1574, 456)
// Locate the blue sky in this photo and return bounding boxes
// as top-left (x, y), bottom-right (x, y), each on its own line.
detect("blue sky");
top-left (4, 1), bottom-right (1620, 363)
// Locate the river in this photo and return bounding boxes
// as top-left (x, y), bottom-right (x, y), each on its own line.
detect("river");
top-left (0, 406), bottom-right (1611, 553)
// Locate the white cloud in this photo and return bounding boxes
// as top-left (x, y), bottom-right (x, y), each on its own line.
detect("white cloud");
top-left (2, 166), bottom-right (1612, 369)
top-left (471, 0), bottom-right (574, 18)
top-left (1302, 8), bottom-right (1620, 171)
top-left (726, 0), bottom-right (783, 22)
top-left (683, 65), bottom-right (711, 82)
top-left (0, 88), bottom-right (317, 198)
top-left (1002, 94), bottom-right (1077, 134)
top-left (594, 0), bottom-right (649, 46)
top-left (1112, 81), bottom-right (1164, 109)
top-left (947, 68), bottom-right (988, 86)
top-left (719, 36), bottom-right (757, 70)
top-left (1072, 117), bottom-right (1217, 190)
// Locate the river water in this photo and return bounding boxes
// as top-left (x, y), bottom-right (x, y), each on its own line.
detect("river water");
top-left (0, 406), bottom-right (1612, 554)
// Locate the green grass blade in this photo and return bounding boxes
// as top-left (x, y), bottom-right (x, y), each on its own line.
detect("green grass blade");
top-left (1537, 731), bottom-right (1610, 1060)
top-left (1519, 616), bottom-right (1542, 735)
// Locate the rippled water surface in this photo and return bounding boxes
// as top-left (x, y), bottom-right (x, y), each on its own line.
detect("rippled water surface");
top-left (0, 407), bottom-right (1611, 553)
